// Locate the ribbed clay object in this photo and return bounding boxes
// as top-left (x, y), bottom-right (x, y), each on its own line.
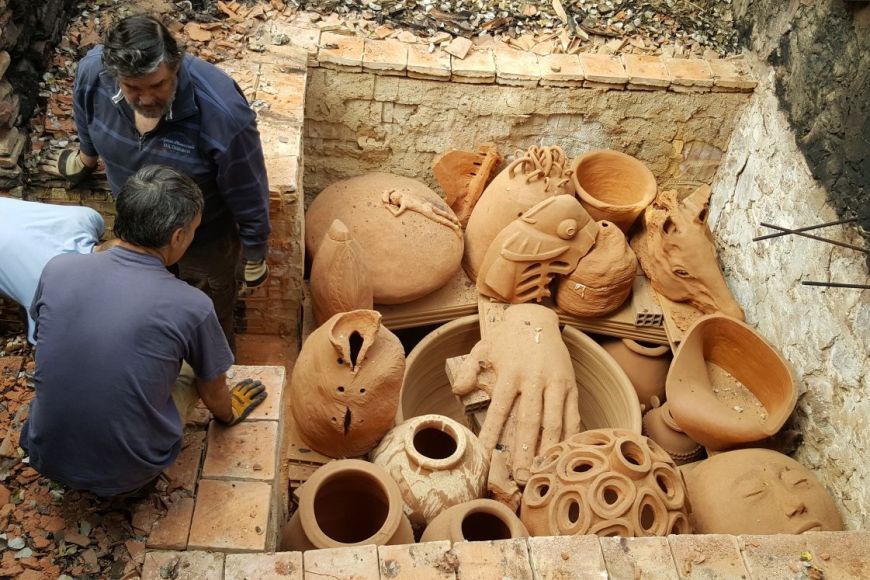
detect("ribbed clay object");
top-left (420, 499), bottom-right (529, 543)
top-left (310, 219), bottom-right (373, 326)
top-left (601, 338), bottom-right (671, 410)
top-left (642, 403), bottom-right (703, 465)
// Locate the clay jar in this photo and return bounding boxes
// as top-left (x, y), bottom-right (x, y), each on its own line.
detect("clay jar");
top-left (520, 429), bottom-right (691, 537)
top-left (571, 149), bottom-right (657, 233)
top-left (282, 459), bottom-right (414, 550)
top-left (555, 221), bottom-right (638, 317)
top-left (641, 403), bottom-right (703, 465)
top-left (683, 449), bottom-right (844, 535)
top-left (601, 338), bottom-right (672, 410)
top-left (290, 310), bottom-right (405, 458)
top-left (306, 172), bottom-right (464, 304)
top-left (666, 314), bottom-right (797, 451)
top-left (420, 499), bottom-right (529, 543)
top-left (310, 219), bottom-right (373, 326)
top-left (370, 415), bottom-right (489, 529)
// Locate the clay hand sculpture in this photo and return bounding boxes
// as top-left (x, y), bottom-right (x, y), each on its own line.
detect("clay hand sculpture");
top-left (452, 304), bottom-right (581, 484)
top-left (382, 188), bottom-right (462, 235)
top-left (310, 220), bottom-right (374, 326)
top-left (630, 185), bottom-right (745, 320)
top-left (432, 143), bottom-right (503, 227)
top-left (476, 195), bottom-right (599, 303)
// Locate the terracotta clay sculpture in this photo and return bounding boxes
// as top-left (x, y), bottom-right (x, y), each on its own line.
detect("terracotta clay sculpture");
top-left (666, 314), bottom-right (797, 451)
top-left (420, 499), bottom-right (529, 543)
top-left (464, 145), bottom-right (575, 281)
top-left (683, 449), bottom-right (844, 535)
top-left (290, 310), bottom-right (405, 458)
top-left (306, 173), bottom-right (464, 304)
top-left (476, 195), bottom-right (599, 303)
top-left (520, 429), bottom-right (691, 537)
top-left (309, 220), bottom-right (374, 326)
top-left (630, 186), bottom-right (745, 320)
top-left (601, 338), bottom-right (671, 410)
top-left (370, 414), bottom-right (489, 529)
top-left (432, 143), bottom-right (503, 227)
top-left (555, 221), bottom-right (638, 317)
top-left (571, 149), bottom-right (657, 233)
top-left (281, 459), bottom-right (414, 550)
top-left (641, 402), bottom-right (703, 465)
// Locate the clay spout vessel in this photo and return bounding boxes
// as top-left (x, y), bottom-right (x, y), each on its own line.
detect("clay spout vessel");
top-left (420, 499), bottom-right (529, 543)
top-left (665, 314), bottom-right (797, 451)
top-left (281, 459), bottom-right (414, 550)
top-left (641, 403), bottom-right (703, 465)
top-left (601, 338), bottom-right (671, 410)
top-left (310, 219), bottom-right (373, 326)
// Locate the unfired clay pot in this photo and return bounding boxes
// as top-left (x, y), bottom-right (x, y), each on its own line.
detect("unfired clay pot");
top-left (601, 338), bottom-right (672, 410)
top-left (555, 221), bottom-right (638, 317)
top-left (370, 414), bottom-right (489, 529)
top-left (281, 459), bottom-right (414, 550)
top-left (683, 449), bottom-right (844, 535)
top-left (571, 150), bottom-right (657, 233)
top-left (520, 429), bottom-right (691, 537)
top-left (641, 403), bottom-right (703, 465)
top-left (310, 219), bottom-right (373, 326)
top-left (420, 499), bottom-right (529, 543)
top-left (290, 310), bottom-right (405, 458)
top-left (666, 314), bottom-right (797, 451)
top-left (305, 172), bottom-right (464, 304)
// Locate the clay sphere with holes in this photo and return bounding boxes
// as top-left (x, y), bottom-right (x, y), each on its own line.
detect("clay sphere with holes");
top-left (420, 499), bottom-right (529, 543)
top-left (370, 415), bottom-right (489, 530)
top-left (520, 428), bottom-right (691, 537)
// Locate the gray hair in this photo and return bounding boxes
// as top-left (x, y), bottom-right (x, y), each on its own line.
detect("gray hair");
top-left (102, 15), bottom-right (184, 78)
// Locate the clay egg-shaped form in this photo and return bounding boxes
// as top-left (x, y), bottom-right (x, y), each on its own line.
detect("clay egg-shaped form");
top-left (683, 449), bottom-right (844, 535)
top-left (666, 314), bottom-right (797, 451)
top-left (290, 310), bottom-right (405, 458)
top-left (601, 338), bottom-right (672, 411)
top-left (310, 219), bottom-right (373, 326)
top-left (520, 429), bottom-right (691, 537)
top-left (571, 149), bottom-right (657, 234)
top-left (420, 499), bottom-right (529, 543)
top-left (642, 403), bottom-right (703, 465)
top-left (306, 173), bottom-right (464, 304)
top-left (371, 415), bottom-right (489, 530)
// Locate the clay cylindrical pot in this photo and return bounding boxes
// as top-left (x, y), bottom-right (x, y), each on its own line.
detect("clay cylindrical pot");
top-left (370, 415), bottom-right (489, 529)
top-left (642, 403), bottom-right (703, 465)
top-left (281, 459), bottom-right (414, 551)
top-left (420, 499), bottom-right (529, 543)
top-left (571, 150), bottom-right (657, 234)
top-left (666, 314), bottom-right (797, 451)
top-left (601, 338), bottom-right (672, 410)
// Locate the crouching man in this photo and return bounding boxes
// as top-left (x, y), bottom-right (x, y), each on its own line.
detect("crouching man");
top-left (20, 165), bottom-right (265, 497)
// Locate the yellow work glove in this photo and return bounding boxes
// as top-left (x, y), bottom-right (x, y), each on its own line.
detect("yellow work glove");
top-left (38, 148), bottom-right (95, 187)
top-left (228, 378), bottom-right (267, 425)
top-left (243, 259), bottom-right (269, 289)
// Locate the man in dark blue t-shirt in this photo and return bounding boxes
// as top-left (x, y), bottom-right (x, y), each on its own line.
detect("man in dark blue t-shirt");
top-left (20, 165), bottom-right (266, 497)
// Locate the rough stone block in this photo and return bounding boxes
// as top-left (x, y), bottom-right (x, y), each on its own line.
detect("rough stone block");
top-left (407, 44), bottom-right (451, 80)
top-left (804, 531), bottom-right (870, 578)
top-left (707, 58), bottom-right (757, 91)
top-left (318, 32), bottom-right (365, 71)
top-left (163, 431), bottom-right (205, 493)
top-left (623, 53), bottom-right (671, 88)
top-left (303, 544), bottom-right (380, 579)
top-left (188, 480), bottom-right (271, 552)
top-left (527, 535), bottom-right (607, 579)
top-left (141, 550), bottom-right (224, 580)
top-left (363, 39), bottom-right (408, 75)
top-left (202, 420), bottom-right (277, 481)
top-left (738, 534), bottom-right (810, 580)
top-left (378, 541), bottom-right (457, 579)
top-left (146, 497), bottom-right (195, 550)
top-left (495, 47), bottom-right (541, 87)
top-left (225, 551), bottom-right (304, 579)
top-left (578, 53), bottom-right (627, 87)
top-left (453, 539), bottom-right (533, 579)
top-left (226, 365), bottom-right (286, 421)
top-left (539, 54), bottom-right (585, 86)
top-left (451, 48), bottom-right (496, 83)
top-left (668, 534), bottom-right (749, 579)
top-left (600, 536), bottom-right (680, 579)
top-left (664, 58), bottom-right (714, 89)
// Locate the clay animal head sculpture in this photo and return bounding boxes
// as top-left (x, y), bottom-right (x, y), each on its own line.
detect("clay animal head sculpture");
top-left (310, 220), bottom-right (374, 326)
top-left (290, 310), bottom-right (405, 458)
top-left (476, 195), bottom-right (599, 303)
top-left (683, 448), bottom-right (843, 535)
top-left (630, 186), bottom-right (745, 320)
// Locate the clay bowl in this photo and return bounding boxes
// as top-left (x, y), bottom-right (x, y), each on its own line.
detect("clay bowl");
top-left (665, 314), bottom-right (797, 451)
top-left (399, 315), bottom-right (642, 433)
top-left (570, 150), bottom-right (657, 234)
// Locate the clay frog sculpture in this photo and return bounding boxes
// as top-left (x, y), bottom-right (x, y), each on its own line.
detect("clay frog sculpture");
top-left (290, 310), bottom-right (405, 458)
top-left (631, 185), bottom-right (745, 320)
top-left (476, 195), bottom-right (599, 303)
top-left (310, 219), bottom-right (374, 326)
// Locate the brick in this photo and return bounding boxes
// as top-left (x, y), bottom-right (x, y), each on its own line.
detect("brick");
top-left (141, 550), bottom-right (224, 580)
top-left (226, 365), bottom-right (286, 421)
top-left (225, 552), bottom-right (304, 579)
top-left (444, 37), bottom-right (473, 60)
top-left (708, 58), bottom-right (757, 92)
top-left (668, 534), bottom-right (749, 579)
top-left (146, 497), bottom-right (195, 550)
top-left (578, 53), bottom-right (627, 87)
top-left (163, 431), bottom-right (205, 493)
top-left (664, 58), bottom-right (714, 90)
top-left (527, 535), bottom-right (607, 579)
top-left (202, 420), bottom-right (277, 481)
top-left (407, 44), bottom-right (451, 80)
top-left (265, 156), bottom-right (301, 194)
top-left (737, 534), bottom-right (809, 580)
top-left (363, 39), bottom-right (408, 75)
top-left (378, 541), bottom-right (457, 579)
top-left (318, 32), bottom-right (365, 71)
top-left (539, 54), bottom-right (585, 86)
top-left (600, 536), bottom-right (679, 579)
top-left (495, 47), bottom-right (541, 87)
top-left (804, 531), bottom-right (870, 578)
top-left (257, 67), bottom-right (307, 124)
top-left (303, 544), bottom-right (380, 579)
top-left (623, 54), bottom-right (671, 88)
top-left (272, 21), bottom-right (321, 55)
top-left (188, 480), bottom-right (271, 552)
top-left (451, 48), bottom-right (496, 83)
top-left (259, 121), bottom-right (303, 159)
top-left (453, 539), bottom-right (533, 579)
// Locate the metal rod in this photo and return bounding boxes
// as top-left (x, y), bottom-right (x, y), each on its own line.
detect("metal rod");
top-left (802, 281), bottom-right (870, 290)
top-left (752, 217), bottom-right (859, 242)
top-left (758, 223), bottom-right (869, 254)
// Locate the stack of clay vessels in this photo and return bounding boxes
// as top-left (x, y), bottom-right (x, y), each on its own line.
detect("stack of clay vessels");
top-left (421, 499), bottom-right (529, 542)
top-left (600, 338), bottom-right (672, 410)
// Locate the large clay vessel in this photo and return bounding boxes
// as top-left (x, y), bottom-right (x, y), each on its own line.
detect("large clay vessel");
top-left (309, 219), bottom-right (373, 326)
top-left (683, 449), bottom-right (844, 535)
top-left (464, 145), bottom-right (575, 281)
top-left (555, 221), bottom-right (638, 317)
top-left (520, 429), bottom-right (691, 537)
top-left (666, 314), bottom-right (797, 451)
top-left (370, 414), bottom-right (489, 529)
top-left (571, 149), bottom-right (657, 233)
top-left (282, 459), bottom-right (414, 550)
top-left (641, 403), bottom-right (703, 465)
top-left (420, 499), bottom-right (529, 543)
top-left (306, 173), bottom-right (463, 304)
top-left (290, 310), bottom-right (405, 458)
top-left (601, 338), bottom-right (671, 410)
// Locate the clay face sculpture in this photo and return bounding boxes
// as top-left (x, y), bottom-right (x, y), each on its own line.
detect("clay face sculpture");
top-left (630, 186), bottom-right (745, 320)
top-left (665, 314), bottom-right (797, 451)
top-left (571, 149), bottom-right (657, 233)
top-left (555, 221), bottom-right (638, 317)
top-left (432, 143), bottom-right (503, 227)
top-left (476, 195), bottom-right (598, 303)
top-left (306, 172), bottom-right (464, 304)
top-left (290, 310), bottom-right (405, 458)
top-left (683, 448), bottom-right (844, 535)
top-left (310, 219), bottom-right (374, 326)
top-left (420, 499), bottom-right (529, 543)
top-left (464, 145), bottom-right (575, 281)
top-left (641, 402), bottom-right (703, 465)
top-left (600, 338), bottom-right (671, 410)
top-left (520, 429), bottom-right (691, 537)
